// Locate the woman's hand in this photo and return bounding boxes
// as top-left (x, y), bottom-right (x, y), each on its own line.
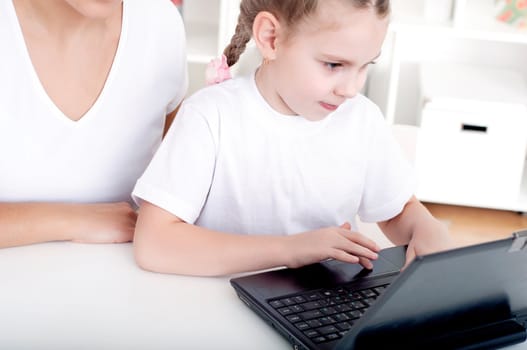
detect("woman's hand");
top-left (284, 222), bottom-right (380, 269)
top-left (69, 202), bottom-right (137, 244)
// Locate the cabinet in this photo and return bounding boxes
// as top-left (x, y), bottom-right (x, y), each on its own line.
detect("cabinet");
top-left (181, 0), bottom-right (241, 94)
top-left (367, 0), bottom-right (527, 212)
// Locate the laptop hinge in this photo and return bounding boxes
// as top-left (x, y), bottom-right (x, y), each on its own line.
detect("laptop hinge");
top-left (509, 230), bottom-right (527, 252)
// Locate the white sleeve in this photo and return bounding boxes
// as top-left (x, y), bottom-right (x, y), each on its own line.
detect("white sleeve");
top-left (358, 116), bottom-right (416, 223)
top-left (132, 104), bottom-right (216, 223)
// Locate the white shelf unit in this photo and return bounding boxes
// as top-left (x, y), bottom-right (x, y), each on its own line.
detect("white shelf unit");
top-left (367, 0), bottom-right (527, 212)
top-left (182, 0), bottom-right (241, 94)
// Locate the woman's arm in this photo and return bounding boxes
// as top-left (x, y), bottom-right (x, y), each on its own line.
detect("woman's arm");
top-left (377, 196), bottom-right (454, 265)
top-left (0, 202), bottom-right (136, 248)
top-left (134, 201), bottom-right (381, 276)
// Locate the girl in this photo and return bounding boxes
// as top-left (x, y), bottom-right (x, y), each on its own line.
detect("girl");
top-left (0, 0), bottom-right (187, 248)
top-left (133, 0), bottom-right (452, 276)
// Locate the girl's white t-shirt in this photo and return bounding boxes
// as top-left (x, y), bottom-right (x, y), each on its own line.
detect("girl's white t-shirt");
top-left (0, 0), bottom-right (188, 204)
top-left (133, 73), bottom-right (416, 235)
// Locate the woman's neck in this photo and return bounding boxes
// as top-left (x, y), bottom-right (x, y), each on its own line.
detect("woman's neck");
top-left (13, 0), bottom-right (121, 38)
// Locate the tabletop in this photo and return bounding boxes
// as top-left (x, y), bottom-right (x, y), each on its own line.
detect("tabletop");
top-left (0, 242), bottom-right (289, 350)
top-left (1, 242), bottom-right (526, 350)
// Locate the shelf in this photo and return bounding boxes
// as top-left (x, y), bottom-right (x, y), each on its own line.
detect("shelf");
top-left (185, 21), bottom-right (219, 64)
top-left (390, 21), bottom-right (527, 45)
top-left (390, 0), bottom-right (527, 45)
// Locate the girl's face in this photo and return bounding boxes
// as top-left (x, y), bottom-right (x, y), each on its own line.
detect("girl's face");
top-left (264, 1), bottom-right (389, 121)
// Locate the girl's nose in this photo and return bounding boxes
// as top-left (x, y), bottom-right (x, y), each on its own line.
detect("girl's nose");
top-left (335, 71), bottom-right (366, 99)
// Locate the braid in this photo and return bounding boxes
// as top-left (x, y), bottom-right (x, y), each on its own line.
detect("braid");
top-left (223, 20), bottom-right (252, 67)
top-left (222, 0), bottom-right (390, 68)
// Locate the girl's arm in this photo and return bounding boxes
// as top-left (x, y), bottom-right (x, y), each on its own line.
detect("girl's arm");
top-left (134, 201), bottom-right (381, 276)
top-left (377, 196), bottom-right (454, 266)
top-left (0, 202), bottom-right (136, 248)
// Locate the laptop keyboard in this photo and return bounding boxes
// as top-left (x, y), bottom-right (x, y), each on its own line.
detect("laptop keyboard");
top-left (268, 284), bottom-right (389, 344)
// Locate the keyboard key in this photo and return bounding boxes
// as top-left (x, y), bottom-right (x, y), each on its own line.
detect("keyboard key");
top-left (293, 296), bottom-right (307, 304)
top-left (320, 307), bottom-right (337, 315)
top-left (326, 333), bottom-right (341, 341)
top-left (335, 304), bottom-right (352, 313)
top-left (269, 300), bottom-right (284, 308)
top-left (304, 330), bottom-right (320, 338)
top-left (336, 322), bottom-right (353, 331)
top-left (300, 310), bottom-right (324, 320)
top-left (347, 310), bottom-right (362, 319)
top-left (318, 316), bottom-right (336, 325)
top-left (312, 336), bottom-right (327, 343)
top-left (307, 320), bottom-right (323, 328)
top-left (306, 293), bottom-right (321, 301)
top-left (278, 307), bottom-right (294, 316)
top-left (317, 325), bottom-right (339, 335)
top-left (295, 322), bottom-right (310, 331)
top-left (301, 301), bottom-right (324, 311)
top-left (349, 291), bottom-right (363, 299)
top-left (290, 305), bottom-right (304, 313)
top-left (280, 298), bottom-right (297, 306)
top-left (287, 315), bottom-right (302, 323)
top-left (321, 290), bottom-right (337, 297)
top-left (350, 301), bottom-right (365, 309)
top-left (334, 313), bottom-right (350, 322)
top-left (361, 289), bottom-right (377, 298)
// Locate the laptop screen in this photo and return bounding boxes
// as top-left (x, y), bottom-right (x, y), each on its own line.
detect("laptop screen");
top-left (338, 233), bottom-right (527, 349)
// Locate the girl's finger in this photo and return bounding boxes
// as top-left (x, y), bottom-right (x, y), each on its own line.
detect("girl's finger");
top-left (358, 256), bottom-right (373, 270)
top-left (340, 230), bottom-right (381, 252)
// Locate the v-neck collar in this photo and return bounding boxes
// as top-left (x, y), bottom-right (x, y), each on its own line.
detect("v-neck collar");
top-left (8, 0), bottom-right (129, 125)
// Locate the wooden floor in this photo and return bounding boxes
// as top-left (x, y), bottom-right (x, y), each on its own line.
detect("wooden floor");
top-left (424, 202), bottom-right (527, 247)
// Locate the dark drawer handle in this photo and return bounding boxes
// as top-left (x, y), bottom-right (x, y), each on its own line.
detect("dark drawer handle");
top-left (461, 124), bottom-right (487, 133)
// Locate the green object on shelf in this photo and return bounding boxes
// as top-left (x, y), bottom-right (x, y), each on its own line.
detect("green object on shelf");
top-left (496, 0), bottom-right (527, 28)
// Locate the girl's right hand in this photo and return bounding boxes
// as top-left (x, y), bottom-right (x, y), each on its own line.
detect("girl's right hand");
top-left (68, 202), bottom-right (137, 244)
top-left (284, 222), bottom-right (380, 269)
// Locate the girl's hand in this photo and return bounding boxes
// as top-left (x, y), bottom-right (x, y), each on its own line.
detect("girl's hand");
top-left (284, 222), bottom-right (380, 269)
top-left (68, 202), bottom-right (137, 244)
top-left (403, 223), bottom-right (453, 269)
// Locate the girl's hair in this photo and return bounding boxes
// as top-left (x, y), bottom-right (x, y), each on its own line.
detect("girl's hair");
top-left (223, 0), bottom-right (390, 67)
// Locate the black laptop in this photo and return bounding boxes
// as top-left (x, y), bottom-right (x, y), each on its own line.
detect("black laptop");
top-left (230, 230), bottom-right (527, 350)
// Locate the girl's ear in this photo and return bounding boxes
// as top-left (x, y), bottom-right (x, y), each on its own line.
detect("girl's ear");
top-left (252, 11), bottom-right (281, 61)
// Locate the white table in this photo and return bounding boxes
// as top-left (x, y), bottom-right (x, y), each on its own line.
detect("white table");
top-left (0, 242), bottom-right (289, 350)
top-left (1, 242), bottom-right (526, 350)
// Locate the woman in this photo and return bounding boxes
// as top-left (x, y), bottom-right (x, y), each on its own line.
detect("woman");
top-left (0, 0), bottom-right (188, 247)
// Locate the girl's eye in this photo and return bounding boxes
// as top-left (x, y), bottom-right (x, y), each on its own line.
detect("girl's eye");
top-left (324, 62), bottom-right (341, 70)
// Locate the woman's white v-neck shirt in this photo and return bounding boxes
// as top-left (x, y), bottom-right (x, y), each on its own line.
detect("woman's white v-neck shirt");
top-left (0, 0), bottom-right (188, 204)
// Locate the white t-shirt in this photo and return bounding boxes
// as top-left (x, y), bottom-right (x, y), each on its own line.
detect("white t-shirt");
top-left (133, 73), bottom-right (415, 235)
top-left (0, 0), bottom-right (188, 204)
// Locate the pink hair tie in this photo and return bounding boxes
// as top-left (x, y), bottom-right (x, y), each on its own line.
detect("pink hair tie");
top-left (205, 54), bottom-right (232, 86)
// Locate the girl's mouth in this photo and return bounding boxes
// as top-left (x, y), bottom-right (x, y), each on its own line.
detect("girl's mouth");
top-left (319, 102), bottom-right (338, 111)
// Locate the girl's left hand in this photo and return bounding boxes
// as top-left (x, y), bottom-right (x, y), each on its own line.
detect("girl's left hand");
top-left (403, 224), bottom-right (454, 269)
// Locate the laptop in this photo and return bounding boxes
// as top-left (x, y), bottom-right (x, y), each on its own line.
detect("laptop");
top-left (230, 230), bottom-right (527, 350)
